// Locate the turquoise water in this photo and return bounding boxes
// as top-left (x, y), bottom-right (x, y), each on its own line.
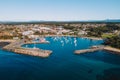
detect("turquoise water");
top-left (0, 37), bottom-right (120, 80)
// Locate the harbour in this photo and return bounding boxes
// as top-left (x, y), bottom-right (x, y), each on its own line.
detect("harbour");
top-left (0, 37), bottom-right (120, 80)
top-left (0, 0), bottom-right (120, 80)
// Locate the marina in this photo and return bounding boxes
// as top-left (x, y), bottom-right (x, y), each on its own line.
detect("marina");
top-left (0, 37), bottom-right (120, 80)
top-left (2, 36), bottom-right (120, 58)
top-left (0, 0), bottom-right (120, 80)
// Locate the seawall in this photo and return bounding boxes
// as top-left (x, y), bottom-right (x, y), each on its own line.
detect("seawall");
top-left (2, 40), bottom-right (52, 58)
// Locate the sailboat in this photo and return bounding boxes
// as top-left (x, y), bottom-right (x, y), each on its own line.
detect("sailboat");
top-left (74, 38), bottom-right (77, 46)
top-left (53, 37), bottom-right (57, 41)
top-left (25, 45), bottom-right (28, 48)
top-left (33, 42), bottom-right (36, 49)
top-left (39, 37), bottom-right (49, 43)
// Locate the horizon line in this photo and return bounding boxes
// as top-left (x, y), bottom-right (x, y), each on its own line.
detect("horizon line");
top-left (0, 19), bottom-right (120, 22)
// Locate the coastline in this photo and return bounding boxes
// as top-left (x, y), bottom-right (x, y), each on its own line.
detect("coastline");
top-left (82, 37), bottom-right (103, 40)
top-left (39, 35), bottom-right (77, 38)
top-left (39, 35), bottom-right (103, 40)
top-left (1, 36), bottom-right (120, 57)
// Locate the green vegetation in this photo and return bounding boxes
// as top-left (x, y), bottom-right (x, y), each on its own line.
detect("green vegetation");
top-left (101, 33), bottom-right (116, 38)
top-left (104, 35), bottom-right (120, 48)
top-left (0, 35), bottom-right (13, 39)
top-left (34, 31), bottom-right (41, 35)
top-left (86, 24), bottom-right (120, 49)
top-left (87, 24), bottom-right (120, 37)
top-left (63, 26), bottom-right (75, 30)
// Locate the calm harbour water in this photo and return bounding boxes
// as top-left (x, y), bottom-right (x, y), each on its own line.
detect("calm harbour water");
top-left (0, 37), bottom-right (120, 80)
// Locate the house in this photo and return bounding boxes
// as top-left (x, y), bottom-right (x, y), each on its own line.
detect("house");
top-left (78, 30), bottom-right (87, 35)
top-left (22, 31), bottom-right (34, 36)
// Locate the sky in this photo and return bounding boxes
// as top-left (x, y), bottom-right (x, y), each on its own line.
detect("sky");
top-left (0, 0), bottom-right (120, 21)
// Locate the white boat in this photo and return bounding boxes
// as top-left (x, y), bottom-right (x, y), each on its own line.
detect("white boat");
top-left (33, 43), bottom-right (36, 49)
top-left (39, 37), bottom-right (49, 43)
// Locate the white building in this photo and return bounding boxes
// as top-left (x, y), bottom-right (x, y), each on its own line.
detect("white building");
top-left (22, 31), bottom-right (34, 36)
top-left (78, 30), bottom-right (87, 35)
top-left (28, 35), bottom-right (39, 39)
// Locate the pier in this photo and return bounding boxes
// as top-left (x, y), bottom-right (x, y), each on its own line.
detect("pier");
top-left (74, 46), bottom-right (104, 54)
top-left (3, 40), bottom-right (52, 58)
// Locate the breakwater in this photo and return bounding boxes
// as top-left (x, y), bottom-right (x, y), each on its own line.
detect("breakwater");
top-left (104, 46), bottom-right (120, 54)
top-left (74, 46), bottom-right (104, 54)
top-left (2, 40), bottom-right (52, 58)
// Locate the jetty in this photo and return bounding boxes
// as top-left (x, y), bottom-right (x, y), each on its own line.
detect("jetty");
top-left (13, 48), bottom-right (52, 57)
top-left (104, 46), bottom-right (120, 54)
top-left (74, 46), bottom-right (104, 54)
top-left (3, 40), bottom-right (52, 58)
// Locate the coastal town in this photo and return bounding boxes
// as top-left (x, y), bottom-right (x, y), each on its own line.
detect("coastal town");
top-left (0, 22), bottom-right (120, 57)
top-left (0, 22), bottom-right (120, 40)
top-left (0, 0), bottom-right (120, 80)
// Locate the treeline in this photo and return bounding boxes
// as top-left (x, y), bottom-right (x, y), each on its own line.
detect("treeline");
top-left (0, 35), bottom-right (13, 39)
top-left (104, 35), bottom-right (120, 48)
top-left (87, 24), bottom-right (120, 37)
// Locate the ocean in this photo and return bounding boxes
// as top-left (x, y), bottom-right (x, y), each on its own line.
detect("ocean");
top-left (0, 37), bottom-right (120, 80)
